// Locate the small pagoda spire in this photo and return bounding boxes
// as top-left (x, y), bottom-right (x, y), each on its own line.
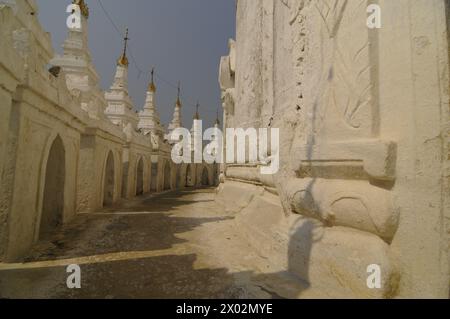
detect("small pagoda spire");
top-left (176, 81), bottom-right (182, 107)
top-left (214, 108), bottom-right (221, 126)
top-left (148, 67), bottom-right (156, 92)
top-left (138, 67), bottom-right (163, 137)
top-left (117, 28), bottom-right (129, 67)
top-left (168, 82), bottom-right (183, 133)
top-left (194, 101), bottom-right (200, 120)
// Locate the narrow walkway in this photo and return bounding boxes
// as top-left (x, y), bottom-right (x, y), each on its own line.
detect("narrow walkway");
top-left (0, 188), bottom-right (285, 299)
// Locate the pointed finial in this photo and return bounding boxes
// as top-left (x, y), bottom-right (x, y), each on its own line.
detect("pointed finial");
top-left (148, 67), bottom-right (156, 92)
top-left (215, 108), bottom-right (220, 125)
top-left (176, 81), bottom-right (182, 107)
top-left (117, 28), bottom-right (129, 66)
top-left (194, 101), bottom-right (200, 120)
top-left (123, 28), bottom-right (129, 55)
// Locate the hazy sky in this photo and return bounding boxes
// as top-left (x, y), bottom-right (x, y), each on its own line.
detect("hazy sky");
top-left (36, 0), bottom-right (236, 128)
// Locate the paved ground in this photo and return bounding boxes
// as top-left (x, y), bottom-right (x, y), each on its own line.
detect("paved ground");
top-left (0, 188), bottom-right (290, 299)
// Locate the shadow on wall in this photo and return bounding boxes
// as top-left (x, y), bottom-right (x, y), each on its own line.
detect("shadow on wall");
top-left (287, 220), bottom-right (315, 290)
top-left (249, 219), bottom-right (318, 298)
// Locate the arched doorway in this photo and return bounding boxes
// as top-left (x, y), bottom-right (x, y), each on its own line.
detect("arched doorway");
top-left (40, 136), bottom-right (65, 239)
top-left (186, 164), bottom-right (193, 187)
top-left (201, 167), bottom-right (209, 186)
top-left (150, 162), bottom-right (158, 192)
top-left (103, 151), bottom-right (115, 207)
top-left (163, 162), bottom-right (171, 190)
top-left (136, 157), bottom-right (144, 196)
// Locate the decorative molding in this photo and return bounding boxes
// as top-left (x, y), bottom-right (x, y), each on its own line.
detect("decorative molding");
top-left (292, 140), bottom-right (397, 181)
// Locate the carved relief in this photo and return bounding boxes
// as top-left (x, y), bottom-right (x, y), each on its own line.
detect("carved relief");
top-left (313, 0), bottom-right (372, 139)
top-left (328, 1), bottom-right (373, 132)
top-left (315, 0), bottom-right (347, 38)
top-left (288, 0), bottom-right (394, 181)
top-left (283, 0), bottom-right (398, 243)
top-left (287, 178), bottom-right (399, 242)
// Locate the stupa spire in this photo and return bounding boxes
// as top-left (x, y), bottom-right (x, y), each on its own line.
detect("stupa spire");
top-left (117, 28), bottom-right (129, 67)
top-left (215, 108), bottom-right (221, 126)
top-left (105, 27), bottom-right (138, 129)
top-left (168, 82), bottom-right (183, 133)
top-left (176, 81), bottom-right (182, 107)
top-left (138, 68), bottom-right (163, 137)
top-left (194, 101), bottom-right (200, 120)
top-left (148, 68), bottom-right (156, 92)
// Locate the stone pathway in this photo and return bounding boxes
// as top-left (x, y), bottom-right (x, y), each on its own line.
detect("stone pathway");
top-left (0, 188), bottom-right (287, 299)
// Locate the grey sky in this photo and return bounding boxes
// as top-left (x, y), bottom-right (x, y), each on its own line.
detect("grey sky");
top-left (36, 0), bottom-right (236, 129)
